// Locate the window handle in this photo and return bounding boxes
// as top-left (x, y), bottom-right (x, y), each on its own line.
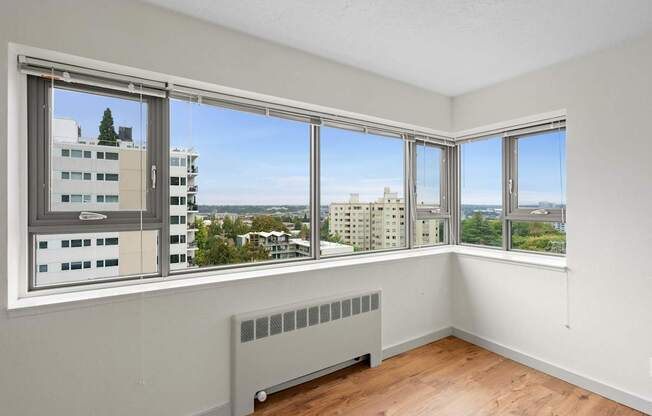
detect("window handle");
top-left (508, 179), bottom-right (514, 195)
top-left (79, 212), bottom-right (107, 221)
top-left (529, 209), bottom-right (550, 215)
top-left (151, 165), bottom-right (157, 189)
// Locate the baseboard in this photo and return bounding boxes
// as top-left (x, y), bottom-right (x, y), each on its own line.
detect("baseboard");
top-left (383, 326), bottom-right (453, 360)
top-left (193, 327), bottom-right (453, 416)
top-left (452, 328), bottom-right (652, 415)
top-left (190, 402), bottom-right (231, 416)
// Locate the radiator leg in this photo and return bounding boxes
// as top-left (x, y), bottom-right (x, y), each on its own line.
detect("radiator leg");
top-left (369, 351), bottom-right (382, 368)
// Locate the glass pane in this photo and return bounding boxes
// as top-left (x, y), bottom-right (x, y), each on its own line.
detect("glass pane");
top-left (414, 218), bottom-right (446, 247)
top-left (460, 136), bottom-right (503, 247)
top-left (517, 129), bottom-right (566, 209)
top-left (321, 127), bottom-right (405, 255)
top-left (33, 230), bottom-right (159, 288)
top-left (51, 87), bottom-right (148, 212)
top-left (415, 143), bottom-right (442, 210)
top-left (511, 221), bottom-right (566, 254)
top-left (170, 99), bottom-right (310, 271)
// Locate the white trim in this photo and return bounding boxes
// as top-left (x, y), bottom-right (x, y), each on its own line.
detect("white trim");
top-left (7, 245), bottom-right (568, 310)
top-left (454, 245), bottom-right (567, 272)
top-left (452, 328), bottom-right (652, 415)
top-left (453, 109), bottom-right (567, 141)
top-left (7, 246), bottom-right (455, 310)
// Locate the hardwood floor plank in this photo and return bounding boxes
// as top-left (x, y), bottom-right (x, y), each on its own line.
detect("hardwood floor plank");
top-left (254, 337), bottom-right (643, 416)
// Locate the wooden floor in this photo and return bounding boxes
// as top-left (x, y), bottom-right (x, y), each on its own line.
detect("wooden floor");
top-left (254, 336), bottom-right (642, 416)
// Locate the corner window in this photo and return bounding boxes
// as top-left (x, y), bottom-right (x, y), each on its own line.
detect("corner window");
top-left (506, 127), bottom-right (566, 254)
top-left (460, 136), bottom-right (503, 247)
top-left (414, 140), bottom-right (450, 247)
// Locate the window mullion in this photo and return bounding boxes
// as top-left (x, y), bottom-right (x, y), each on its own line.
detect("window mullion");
top-left (310, 124), bottom-right (321, 260)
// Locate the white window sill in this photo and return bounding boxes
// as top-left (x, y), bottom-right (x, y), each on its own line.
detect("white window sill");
top-left (453, 245), bottom-right (567, 272)
top-left (7, 246), bottom-right (455, 311)
top-left (7, 245), bottom-right (566, 311)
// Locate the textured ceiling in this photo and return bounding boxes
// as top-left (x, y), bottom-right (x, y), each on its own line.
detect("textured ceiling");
top-left (142, 0), bottom-right (652, 96)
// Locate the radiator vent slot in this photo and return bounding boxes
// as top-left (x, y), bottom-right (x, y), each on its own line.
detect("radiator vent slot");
top-left (331, 301), bottom-right (341, 320)
top-left (352, 297), bottom-right (361, 315)
top-left (283, 311), bottom-right (295, 332)
top-left (342, 299), bottom-right (351, 317)
top-left (297, 308), bottom-right (308, 329)
top-left (241, 320), bottom-right (254, 343)
top-left (308, 306), bottom-right (319, 326)
top-left (256, 317), bottom-right (269, 339)
top-left (239, 291), bottom-right (380, 344)
top-left (270, 313), bottom-right (283, 336)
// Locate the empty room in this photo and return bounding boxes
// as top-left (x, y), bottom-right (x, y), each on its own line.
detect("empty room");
top-left (1, 1), bottom-right (651, 415)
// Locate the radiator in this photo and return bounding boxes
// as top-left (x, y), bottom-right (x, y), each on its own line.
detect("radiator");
top-left (231, 290), bottom-right (382, 416)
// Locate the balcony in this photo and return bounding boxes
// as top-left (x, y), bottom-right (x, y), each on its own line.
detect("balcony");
top-left (187, 185), bottom-right (198, 193)
top-left (187, 203), bottom-right (198, 212)
top-left (188, 166), bottom-right (198, 174)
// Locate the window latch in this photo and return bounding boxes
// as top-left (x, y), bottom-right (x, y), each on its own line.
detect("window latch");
top-left (508, 179), bottom-right (514, 195)
top-left (79, 212), bottom-right (107, 221)
top-left (529, 209), bottom-right (550, 215)
top-left (151, 165), bottom-right (157, 189)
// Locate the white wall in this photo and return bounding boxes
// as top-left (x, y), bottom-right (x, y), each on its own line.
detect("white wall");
top-left (453, 33), bottom-right (652, 406)
top-left (0, 1), bottom-right (453, 415)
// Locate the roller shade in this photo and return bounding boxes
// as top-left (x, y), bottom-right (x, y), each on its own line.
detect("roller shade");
top-left (455, 117), bottom-right (566, 144)
top-left (169, 84), bottom-right (454, 146)
top-left (18, 56), bottom-right (167, 98)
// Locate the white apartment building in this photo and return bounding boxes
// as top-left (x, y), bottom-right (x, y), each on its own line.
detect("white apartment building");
top-left (236, 231), bottom-right (353, 258)
top-left (34, 118), bottom-right (199, 285)
top-left (329, 187), bottom-right (440, 250)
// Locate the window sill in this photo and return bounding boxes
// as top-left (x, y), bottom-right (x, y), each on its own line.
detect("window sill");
top-left (452, 245), bottom-right (567, 272)
top-left (7, 245), bottom-right (455, 311)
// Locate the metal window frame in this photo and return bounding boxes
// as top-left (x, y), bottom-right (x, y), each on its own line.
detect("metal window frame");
top-left (410, 138), bottom-right (453, 247)
top-left (504, 126), bottom-right (566, 223)
top-left (455, 122), bottom-right (567, 255)
top-left (27, 75), bottom-right (168, 291)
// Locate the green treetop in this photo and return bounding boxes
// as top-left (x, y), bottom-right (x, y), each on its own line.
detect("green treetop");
top-left (97, 108), bottom-right (119, 146)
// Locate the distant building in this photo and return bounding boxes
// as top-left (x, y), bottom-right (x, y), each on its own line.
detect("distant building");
top-left (236, 231), bottom-right (353, 258)
top-left (34, 118), bottom-right (199, 285)
top-left (329, 187), bottom-right (439, 250)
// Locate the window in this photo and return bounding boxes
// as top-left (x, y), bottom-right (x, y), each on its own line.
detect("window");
top-left (506, 127), bottom-right (566, 254)
top-left (321, 126), bottom-right (405, 255)
top-left (169, 97), bottom-right (310, 271)
top-left (38, 265), bottom-right (48, 273)
top-left (413, 141), bottom-right (450, 247)
top-left (105, 259), bottom-right (119, 267)
top-left (22, 59), bottom-right (569, 298)
top-left (27, 74), bottom-right (164, 290)
top-left (460, 136), bottom-right (503, 247)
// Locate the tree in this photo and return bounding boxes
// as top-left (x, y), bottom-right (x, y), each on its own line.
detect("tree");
top-left (251, 215), bottom-right (288, 233)
top-left (461, 213), bottom-right (501, 246)
top-left (97, 108), bottom-right (119, 146)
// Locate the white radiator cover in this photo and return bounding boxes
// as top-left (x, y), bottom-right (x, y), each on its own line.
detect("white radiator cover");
top-left (231, 290), bottom-right (382, 416)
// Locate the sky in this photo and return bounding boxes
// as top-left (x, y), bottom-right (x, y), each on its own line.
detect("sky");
top-left (54, 88), bottom-right (565, 207)
top-left (461, 132), bottom-right (566, 206)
